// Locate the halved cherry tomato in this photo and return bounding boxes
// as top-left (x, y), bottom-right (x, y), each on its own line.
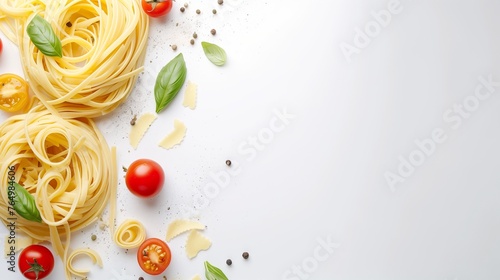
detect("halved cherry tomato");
top-left (0, 73), bottom-right (29, 112)
top-left (18, 245), bottom-right (55, 280)
top-left (0, 38), bottom-right (3, 55)
top-left (141, 0), bottom-right (173, 17)
top-left (126, 159), bottom-right (165, 198)
top-left (137, 238), bottom-right (172, 275)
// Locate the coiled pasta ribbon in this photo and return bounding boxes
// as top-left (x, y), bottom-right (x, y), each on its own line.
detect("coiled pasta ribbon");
top-left (114, 219), bottom-right (147, 249)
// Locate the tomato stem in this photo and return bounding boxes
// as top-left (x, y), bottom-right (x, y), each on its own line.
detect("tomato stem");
top-left (145, 0), bottom-right (166, 12)
top-left (23, 258), bottom-right (45, 280)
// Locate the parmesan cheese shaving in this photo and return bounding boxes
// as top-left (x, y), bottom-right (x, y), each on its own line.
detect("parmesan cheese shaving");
top-left (183, 81), bottom-right (198, 110)
top-left (166, 219), bottom-right (205, 241)
top-left (186, 230), bottom-right (212, 259)
top-left (129, 113), bottom-right (157, 149)
top-left (158, 119), bottom-right (187, 150)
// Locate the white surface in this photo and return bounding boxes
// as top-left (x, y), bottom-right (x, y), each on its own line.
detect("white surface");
top-left (2, 0), bottom-right (500, 279)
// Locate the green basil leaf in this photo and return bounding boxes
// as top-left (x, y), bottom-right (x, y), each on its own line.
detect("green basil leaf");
top-left (155, 53), bottom-right (187, 113)
top-left (204, 261), bottom-right (229, 280)
top-left (201, 42), bottom-right (227, 66)
top-left (13, 183), bottom-right (42, 223)
top-left (27, 15), bottom-right (63, 57)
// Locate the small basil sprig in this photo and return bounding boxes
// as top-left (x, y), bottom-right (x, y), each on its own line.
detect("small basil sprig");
top-left (205, 261), bottom-right (228, 280)
top-left (155, 53), bottom-right (187, 113)
top-left (13, 183), bottom-right (42, 223)
top-left (201, 42), bottom-right (227, 66)
top-left (27, 15), bottom-right (63, 57)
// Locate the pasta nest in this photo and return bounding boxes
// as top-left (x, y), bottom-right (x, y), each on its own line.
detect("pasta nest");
top-left (0, 107), bottom-right (115, 241)
top-left (0, 0), bottom-right (149, 117)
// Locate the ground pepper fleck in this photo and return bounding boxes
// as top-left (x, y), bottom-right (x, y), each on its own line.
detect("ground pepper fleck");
top-left (193, 32), bottom-right (198, 39)
top-left (66, 22), bottom-right (72, 27)
top-left (211, 29), bottom-right (216, 35)
top-left (218, 0), bottom-right (224, 5)
top-left (190, 39), bottom-right (195, 45)
top-left (196, 9), bottom-right (201, 14)
top-left (242, 252), bottom-right (249, 259)
top-left (91, 234), bottom-right (97, 241)
top-left (226, 259), bottom-right (232, 265)
top-left (139, 277), bottom-right (144, 280)
top-left (171, 45), bottom-right (177, 51)
top-left (130, 114), bottom-right (137, 125)
top-left (226, 160), bottom-right (231, 166)
top-left (184, 3), bottom-right (188, 8)
top-left (213, 9), bottom-right (217, 14)
top-left (180, 7), bottom-right (185, 12)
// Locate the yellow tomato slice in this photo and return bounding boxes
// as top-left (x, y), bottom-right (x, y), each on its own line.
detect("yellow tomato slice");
top-left (0, 73), bottom-right (29, 112)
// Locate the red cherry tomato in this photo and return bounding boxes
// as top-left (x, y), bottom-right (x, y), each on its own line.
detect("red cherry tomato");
top-left (141, 0), bottom-right (173, 17)
top-left (126, 159), bottom-right (164, 198)
top-left (137, 238), bottom-right (172, 275)
top-left (0, 38), bottom-right (3, 55)
top-left (18, 245), bottom-right (55, 280)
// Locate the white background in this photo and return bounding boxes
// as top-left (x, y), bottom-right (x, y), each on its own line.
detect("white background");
top-left (1, 0), bottom-right (500, 279)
